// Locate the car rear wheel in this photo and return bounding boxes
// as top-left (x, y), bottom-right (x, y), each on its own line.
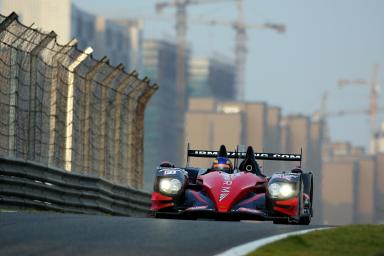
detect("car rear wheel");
top-left (298, 215), bottom-right (311, 225)
top-left (273, 219), bottom-right (288, 224)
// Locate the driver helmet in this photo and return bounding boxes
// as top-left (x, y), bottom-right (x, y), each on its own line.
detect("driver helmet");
top-left (159, 161), bottom-right (175, 168)
top-left (212, 157), bottom-right (233, 173)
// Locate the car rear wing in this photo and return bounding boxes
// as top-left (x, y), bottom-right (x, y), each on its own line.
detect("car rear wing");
top-left (187, 150), bottom-right (302, 161)
top-left (185, 144), bottom-right (303, 167)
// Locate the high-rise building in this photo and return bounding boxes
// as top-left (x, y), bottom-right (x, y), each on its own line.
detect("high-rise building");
top-left (280, 115), bottom-right (325, 223)
top-left (356, 157), bottom-right (376, 223)
top-left (71, 4), bottom-right (97, 51)
top-left (71, 5), bottom-right (143, 71)
top-left (185, 98), bottom-right (287, 174)
top-left (376, 153), bottom-right (384, 223)
top-left (262, 106), bottom-right (282, 173)
top-left (266, 106), bottom-right (281, 153)
top-left (1, 0), bottom-right (71, 44)
top-left (320, 141), bottom-right (380, 224)
top-left (308, 119), bottom-right (325, 224)
top-left (322, 160), bottom-right (358, 225)
top-left (142, 39), bottom-right (186, 191)
top-left (281, 115), bottom-right (311, 170)
top-left (188, 57), bottom-right (235, 100)
top-left (186, 98), bottom-right (243, 167)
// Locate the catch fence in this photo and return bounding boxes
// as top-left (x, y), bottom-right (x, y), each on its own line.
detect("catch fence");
top-left (0, 12), bottom-right (158, 189)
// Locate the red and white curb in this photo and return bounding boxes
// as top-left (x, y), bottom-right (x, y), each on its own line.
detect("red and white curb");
top-left (215, 227), bottom-right (331, 256)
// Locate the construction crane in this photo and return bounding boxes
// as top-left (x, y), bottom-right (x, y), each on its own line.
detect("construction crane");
top-left (314, 89), bottom-right (384, 155)
top-left (338, 64), bottom-right (381, 153)
top-left (194, 10), bottom-right (285, 100)
top-left (129, 7), bottom-right (283, 102)
top-left (232, 0), bottom-right (284, 100)
top-left (156, 0), bottom-right (236, 110)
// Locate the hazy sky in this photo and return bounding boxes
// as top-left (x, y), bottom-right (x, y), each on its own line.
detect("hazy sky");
top-left (72, 0), bottom-right (384, 149)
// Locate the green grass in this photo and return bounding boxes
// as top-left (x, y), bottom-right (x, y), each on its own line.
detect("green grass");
top-left (248, 225), bottom-right (384, 256)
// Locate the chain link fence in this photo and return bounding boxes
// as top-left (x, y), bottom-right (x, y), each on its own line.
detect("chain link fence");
top-left (0, 12), bottom-right (158, 189)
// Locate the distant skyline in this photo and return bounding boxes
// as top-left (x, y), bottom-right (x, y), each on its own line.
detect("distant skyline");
top-left (72, 0), bottom-right (384, 148)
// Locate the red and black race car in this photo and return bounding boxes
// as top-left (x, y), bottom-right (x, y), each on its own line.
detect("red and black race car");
top-left (151, 145), bottom-right (313, 225)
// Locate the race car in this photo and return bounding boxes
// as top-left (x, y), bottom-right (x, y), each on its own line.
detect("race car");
top-left (150, 145), bottom-right (313, 225)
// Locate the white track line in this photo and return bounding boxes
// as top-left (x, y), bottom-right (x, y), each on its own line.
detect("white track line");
top-left (215, 227), bottom-right (331, 256)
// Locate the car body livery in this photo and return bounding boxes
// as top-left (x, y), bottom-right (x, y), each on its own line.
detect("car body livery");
top-left (151, 145), bottom-right (313, 225)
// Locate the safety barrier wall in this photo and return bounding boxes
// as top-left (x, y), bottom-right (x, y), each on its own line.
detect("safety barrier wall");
top-left (0, 12), bottom-right (158, 189)
top-left (0, 157), bottom-right (151, 216)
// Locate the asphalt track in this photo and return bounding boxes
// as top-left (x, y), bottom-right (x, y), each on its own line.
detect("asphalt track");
top-left (0, 212), bottom-right (325, 256)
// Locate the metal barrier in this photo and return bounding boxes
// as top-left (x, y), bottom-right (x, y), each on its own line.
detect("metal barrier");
top-left (0, 12), bottom-right (158, 189)
top-left (0, 157), bottom-right (151, 216)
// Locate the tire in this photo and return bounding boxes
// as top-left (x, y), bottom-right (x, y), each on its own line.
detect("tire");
top-left (273, 219), bottom-right (288, 224)
top-left (298, 215), bottom-right (311, 225)
top-left (302, 173), bottom-right (313, 217)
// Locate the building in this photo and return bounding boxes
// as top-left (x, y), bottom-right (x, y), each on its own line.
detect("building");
top-left (185, 98), bottom-right (243, 167)
top-left (376, 153), bottom-right (384, 223)
top-left (322, 160), bottom-right (358, 225)
top-left (71, 4), bottom-right (97, 51)
top-left (188, 57), bottom-right (235, 100)
top-left (280, 114), bottom-right (325, 223)
top-left (1, 0), bottom-right (71, 44)
top-left (308, 119), bottom-right (325, 223)
top-left (71, 5), bottom-right (143, 71)
top-left (320, 141), bottom-right (380, 224)
top-left (356, 157), bottom-right (376, 223)
top-left (142, 39), bottom-right (186, 191)
top-left (185, 98), bottom-right (284, 174)
top-left (280, 115), bottom-right (311, 169)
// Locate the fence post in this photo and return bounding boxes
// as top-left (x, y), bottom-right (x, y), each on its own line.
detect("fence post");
top-left (125, 79), bottom-right (148, 187)
top-left (99, 64), bottom-right (124, 178)
top-left (135, 84), bottom-right (159, 188)
top-left (82, 57), bottom-right (108, 173)
top-left (112, 72), bottom-right (139, 184)
top-left (0, 13), bottom-right (18, 157)
top-left (28, 31), bottom-right (56, 161)
top-left (62, 47), bottom-right (93, 171)
top-left (48, 39), bottom-right (78, 168)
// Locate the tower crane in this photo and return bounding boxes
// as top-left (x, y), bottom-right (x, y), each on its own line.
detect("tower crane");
top-left (156, 0), bottom-right (285, 102)
top-left (338, 64), bottom-right (381, 153)
top-left (155, 0), bottom-right (236, 110)
top-left (192, 4), bottom-right (285, 100)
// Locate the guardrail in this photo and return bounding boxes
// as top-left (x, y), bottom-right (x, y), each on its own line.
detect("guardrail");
top-left (0, 157), bottom-right (151, 216)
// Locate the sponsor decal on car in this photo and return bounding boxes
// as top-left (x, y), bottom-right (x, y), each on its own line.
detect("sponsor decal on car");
top-left (189, 150), bottom-right (301, 160)
top-left (219, 173), bottom-right (233, 202)
top-left (273, 173), bottom-right (299, 181)
top-left (163, 169), bottom-right (177, 175)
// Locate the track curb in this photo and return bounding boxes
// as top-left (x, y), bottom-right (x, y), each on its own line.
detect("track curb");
top-left (215, 227), bottom-right (332, 256)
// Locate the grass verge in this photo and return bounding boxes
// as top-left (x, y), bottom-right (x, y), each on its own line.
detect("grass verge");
top-left (248, 225), bottom-right (384, 256)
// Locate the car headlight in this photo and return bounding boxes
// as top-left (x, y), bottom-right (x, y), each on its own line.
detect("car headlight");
top-left (268, 183), bottom-right (295, 198)
top-left (159, 178), bottom-right (182, 195)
